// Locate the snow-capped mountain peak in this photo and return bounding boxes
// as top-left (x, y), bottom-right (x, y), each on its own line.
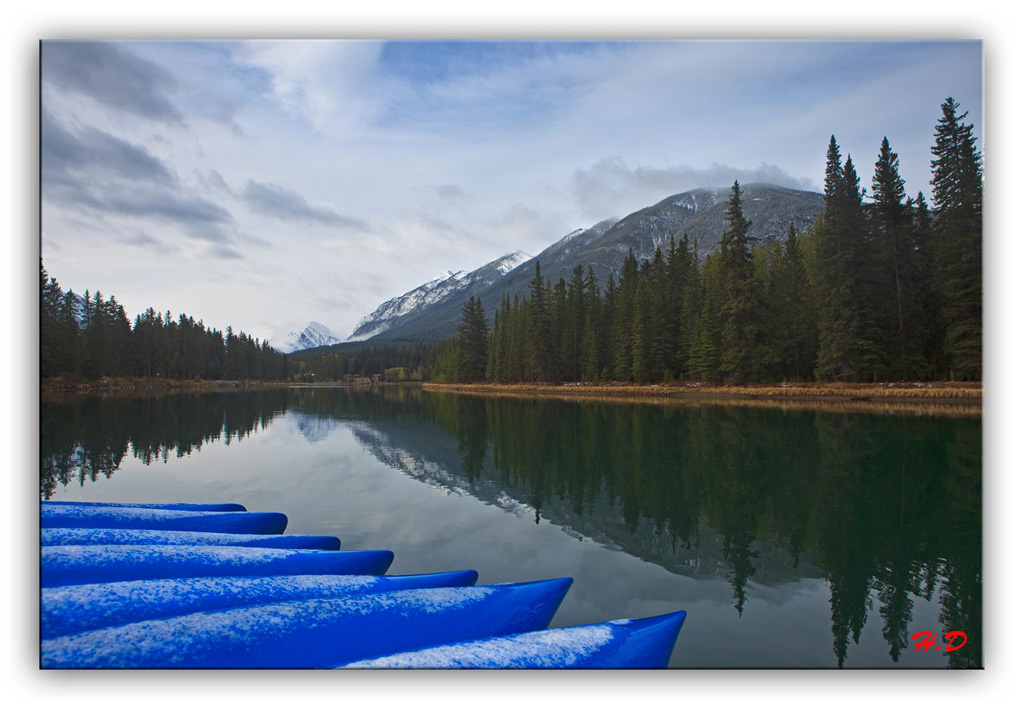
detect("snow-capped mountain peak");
top-left (494, 250), bottom-right (532, 275)
top-left (346, 250), bottom-right (533, 342)
top-left (282, 322), bottom-right (343, 353)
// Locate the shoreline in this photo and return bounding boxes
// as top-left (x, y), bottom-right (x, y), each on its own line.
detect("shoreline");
top-left (421, 381), bottom-right (982, 417)
top-left (40, 377), bottom-right (295, 395)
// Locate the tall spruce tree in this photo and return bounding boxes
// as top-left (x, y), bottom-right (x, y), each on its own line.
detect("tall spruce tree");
top-left (812, 138), bottom-right (875, 381)
top-left (630, 279), bottom-right (651, 382)
top-left (613, 250), bottom-right (639, 381)
top-left (691, 251), bottom-right (724, 382)
top-left (527, 261), bottom-right (551, 381)
top-left (40, 261), bottom-right (63, 377)
top-left (648, 247), bottom-right (670, 379)
top-left (580, 266), bottom-right (601, 381)
top-left (870, 137), bottom-right (925, 380)
top-left (718, 181), bottom-right (760, 384)
top-left (677, 234), bottom-right (702, 380)
top-left (456, 296), bottom-right (489, 382)
top-left (930, 97), bottom-right (982, 380)
top-left (783, 223), bottom-right (816, 380)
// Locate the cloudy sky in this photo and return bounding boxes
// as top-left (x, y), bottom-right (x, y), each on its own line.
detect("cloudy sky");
top-left (40, 40), bottom-right (982, 347)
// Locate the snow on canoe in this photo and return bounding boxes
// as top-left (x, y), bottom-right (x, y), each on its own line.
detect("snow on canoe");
top-left (41, 578), bottom-right (573, 669)
top-left (41, 545), bottom-right (394, 587)
top-left (41, 501), bottom-right (246, 512)
top-left (342, 611), bottom-right (687, 669)
top-left (41, 527), bottom-right (341, 550)
top-left (40, 506), bottom-right (287, 534)
top-left (42, 571), bottom-right (480, 638)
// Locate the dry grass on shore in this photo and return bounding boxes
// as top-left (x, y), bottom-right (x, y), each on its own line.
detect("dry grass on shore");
top-left (424, 380), bottom-right (980, 400)
top-left (422, 381), bottom-right (981, 417)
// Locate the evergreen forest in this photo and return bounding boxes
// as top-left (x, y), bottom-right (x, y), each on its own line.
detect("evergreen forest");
top-left (39, 270), bottom-right (288, 381)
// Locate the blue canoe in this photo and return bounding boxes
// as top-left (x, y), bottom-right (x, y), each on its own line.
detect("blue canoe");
top-left (343, 612), bottom-right (686, 669)
top-left (41, 545), bottom-right (394, 587)
top-left (42, 571), bottom-right (480, 638)
top-left (41, 501), bottom-right (247, 512)
top-left (40, 506), bottom-right (287, 534)
top-left (41, 579), bottom-right (574, 669)
top-left (41, 527), bottom-right (341, 550)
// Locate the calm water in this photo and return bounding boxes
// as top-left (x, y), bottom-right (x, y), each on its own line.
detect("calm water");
top-left (40, 386), bottom-right (982, 669)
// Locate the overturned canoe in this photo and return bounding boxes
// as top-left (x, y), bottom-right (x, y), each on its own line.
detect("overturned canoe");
top-left (41, 501), bottom-right (246, 512)
top-left (42, 545), bottom-right (394, 587)
top-left (42, 579), bottom-right (574, 669)
top-left (42, 570), bottom-right (480, 638)
top-left (40, 506), bottom-right (287, 534)
top-left (343, 611), bottom-right (687, 669)
top-left (41, 527), bottom-right (341, 550)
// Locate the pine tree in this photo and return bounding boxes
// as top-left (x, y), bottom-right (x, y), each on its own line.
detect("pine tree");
top-left (691, 251), bottom-right (724, 382)
top-left (456, 296), bottom-right (489, 382)
top-left (783, 223), bottom-right (816, 380)
top-left (580, 267), bottom-right (600, 382)
top-left (40, 261), bottom-right (63, 377)
top-left (930, 97), bottom-right (982, 380)
top-left (613, 250), bottom-right (639, 381)
top-left (752, 238), bottom-right (785, 379)
top-left (58, 290), bottom-right (83, 376)
top-left (676, 234), bottom-right (701, 380)
top-left (527, 261), bottom-right (551, 381)
top-left (812, 138), bottom-right (875, 381)
top-left (718, 182), bottom-right (760, 384)
top-left (600, 273), bottom-right (617, 380)
top-left (567, 265), bottom-right (585, 381)
top-left (870, 137), bottom-right (925, 380)
top-left (630, 280), bottom-right (651, 382)
top-left (648, 247), bottom-right (670, 379)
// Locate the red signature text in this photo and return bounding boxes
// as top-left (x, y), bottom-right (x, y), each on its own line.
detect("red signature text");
top-left (911, 630), bottom-right (967, 652)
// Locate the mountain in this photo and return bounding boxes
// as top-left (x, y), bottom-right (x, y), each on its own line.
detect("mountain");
top-left (68, 291), bottom-right (87, 328)
top-left (343, 183), bottom-right (823, 346)
top-left (346, 250), bottom-right (531, 342)
top-left (281, 322), bottom-right (344, 353)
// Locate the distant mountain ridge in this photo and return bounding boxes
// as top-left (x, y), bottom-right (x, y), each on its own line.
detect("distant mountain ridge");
top-left (343, 183), bottom-right (823, 346)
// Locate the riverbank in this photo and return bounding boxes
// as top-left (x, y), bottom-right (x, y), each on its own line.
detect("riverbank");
top-left (422, 381), bottom-right (982, 416)
top-left (41, 377), bottom-right (295, 395)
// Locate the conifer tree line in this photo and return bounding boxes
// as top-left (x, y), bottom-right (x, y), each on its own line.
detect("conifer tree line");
top-left (450, 97), bottom-right (982, 384)
top-left (40, 264), bottom-right (288, 381)
top-left (292, 343), bottom-right (438, 381)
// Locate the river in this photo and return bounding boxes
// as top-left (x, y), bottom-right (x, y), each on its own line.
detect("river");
top-left (40, 385), bottom-right (982, 668)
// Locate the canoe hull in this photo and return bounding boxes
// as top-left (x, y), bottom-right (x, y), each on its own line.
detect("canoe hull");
top-left (41, 545), bottom-right (394, 587)
top-left (41, 507), bottom-right (288, 534)
top-left (343, 612), bottom-right (687, 669)
top-left (42, 570), bottom-right (480, 638)
top-left (41, 501), bottom-right (246, 512)
top-left (41, 527), bottom-right (341, 550)
top-left (42, 579), bottom-right (573, 669)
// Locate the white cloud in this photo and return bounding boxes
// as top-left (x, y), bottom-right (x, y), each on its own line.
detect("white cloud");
top-left (236, 40), bottom-right (390, 136)
top-left (572, 157), bottom-right (814, 222)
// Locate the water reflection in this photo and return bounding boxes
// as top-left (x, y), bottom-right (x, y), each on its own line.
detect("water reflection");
top-left (41, 386), bottom-right (981, 668)
top-left (40, 391), bottom-right (291, 498)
